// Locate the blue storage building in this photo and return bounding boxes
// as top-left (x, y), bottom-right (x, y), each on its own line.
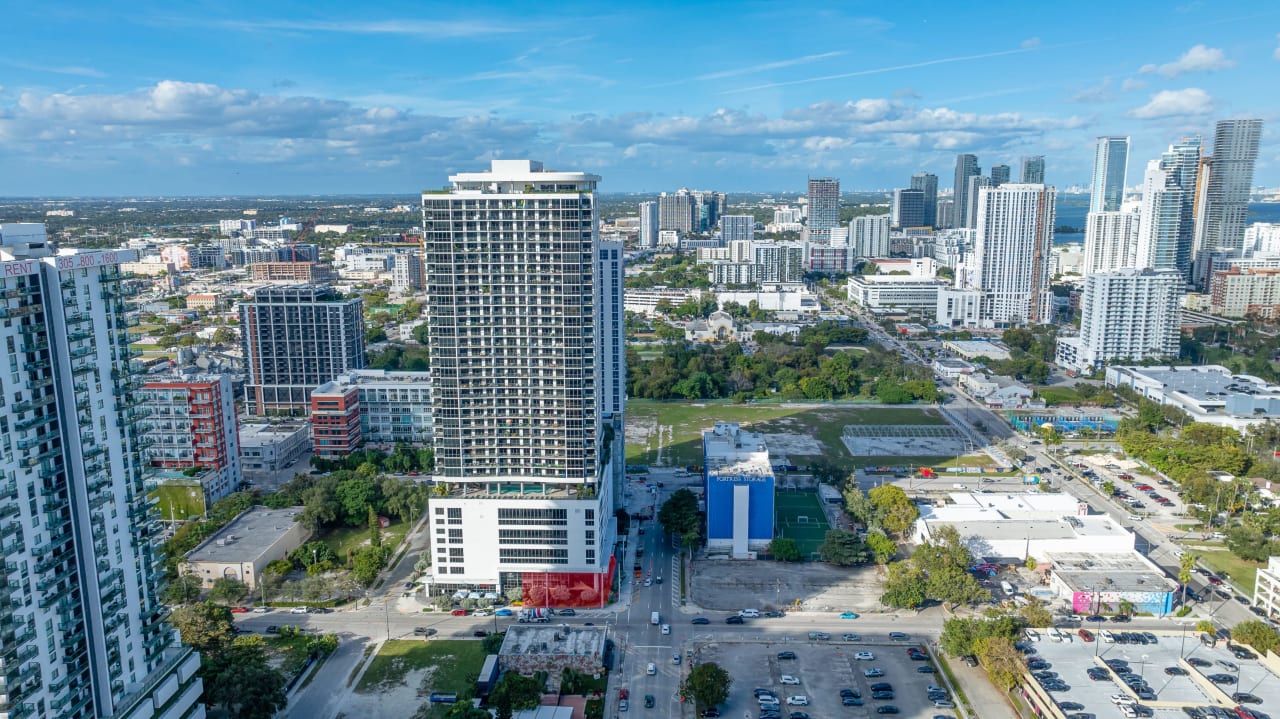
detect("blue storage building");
top-left (703, 423), bottom-right (775, 558)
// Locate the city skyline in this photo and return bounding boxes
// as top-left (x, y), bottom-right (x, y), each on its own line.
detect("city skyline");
top-left (0, 1), bottom-right (1277, 195)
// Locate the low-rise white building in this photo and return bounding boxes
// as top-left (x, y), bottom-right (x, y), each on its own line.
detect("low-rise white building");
top-left (847, 274), bottom-right (947, 316)
top-left (623, 287), bottom-right (699, 316)
top-left (1253, 557), bottom-right (1280, 620)
top-left (942, 340), bottom-right (1013, 361)
top-left (716, 284), bottom-right (819, 313)
top-left (1105, 365), bottom-right (1280, 429)
top-left (239, 420), bottom-right (311, 472)
top-left (911, 491), bottom-right (1128, 561)
top-left (182, 506), bottom-right (310, 590)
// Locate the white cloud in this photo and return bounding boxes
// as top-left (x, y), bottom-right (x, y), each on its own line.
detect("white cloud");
top-left (1021, 37), bottom-right (1041, 49)
top-left (1139, 44), bottom-right (1234, 78)
top-left (1121, 78), bottom-right (1146, 92)
top-left (1129, 88), bottom-right (1213, 119)
top-left (1071, 77), bottom-right (1113, 104)
top-left (695, 51), bottom-right (845, 82)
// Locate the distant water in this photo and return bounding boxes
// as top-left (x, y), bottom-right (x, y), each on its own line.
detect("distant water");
top-left (1052, 196), bottom-right (1280, 245)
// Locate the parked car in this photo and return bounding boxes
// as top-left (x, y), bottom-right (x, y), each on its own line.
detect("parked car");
top-left (854, 652), bottom-right (875, 661)
top-left (777, 651), bottom-right (797, 660)
top-left (780, 675), bottom-right (801, 685)
top-left (863, 668), bottom-right (885, 678)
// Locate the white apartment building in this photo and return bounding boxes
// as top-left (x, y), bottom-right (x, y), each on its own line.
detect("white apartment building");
top-left (1082, 206), bottom-right (1140, 274)
top-left (935, 287), bottom-right (986, 327)
top-left (420, 161), bottom-right (620, 604)
top-left (1055, 268), bottom-right (1182, 373)
top-left (0, 225), bottom-right (204, 719)
top-left (392, 250), bottom-right (425, 291)
top-left (1247, 223), bottom-right (1280, 256)
top-left (956, 183), bottom-right (1056, 327)
top-left (846, 274), bottom-right (946, 315)
top-left (638, 201), bottom-right (658, 248)
top-left (932, 228), bottom-right (972, 268)
top-left (1253, 557), bottom-right (1280, 620)
top-left (850, 214), bottom-right (890, 259)
top-left (720, 215), bottom-right (754, 243)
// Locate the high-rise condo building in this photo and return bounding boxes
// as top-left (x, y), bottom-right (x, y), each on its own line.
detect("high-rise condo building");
top-left (392, 250), bottom-right (425, 291)
top-left (806, 177), bottom-right (840, 241)
top-left (0, 224), bottom-right (204, 719)
top-left (1055, 268), bottom-right (1182, 373)
top-left (1020, 155), bottom-right (1045, 184)
top-left (638, 201), bottom-right (658, 248)
top-left (935, 199), bottom-right (955, 229)
top-left (721, 215), bottom-right (755, 243)
top-left (657, 191), bottom-right (697, 233)
top-left (1136, 138), bottom-right (1201, 278)
top-left (850, 215), bottom-right (891, 259)
top-left (1089, 136), bottom-right (1130, 213)
top-left (240, 285), bottom-right (366, 416)
top-left (968, 184), bottom-right (1057, 326)
top-left (1083, 206), bottom-right (1141, 275)
top-left (891, 189), bottom-right (925, 229)
top-left (597, 240), bottom-right (626, 422)
top-left (964, 175), bottom-right (992, 229)
top-left (990, 164), bottom-right (1011, 186)
top-left (1198, 119), bottom-right (1264, 252)
top-left (953, 154), bottom-right (980, 231)
top-left (910, 172), bottom-right (938, 227)
top-left (420, 160), bottom-right (621, 607)
top-left (141, 374), bottom-right (242, 506)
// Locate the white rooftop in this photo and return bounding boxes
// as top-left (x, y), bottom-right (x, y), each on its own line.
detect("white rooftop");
top-left (921, 492), bottom-right (1088, 521)
top-left (703, 422), bottom-right (772, 478)
top-left (186, 506), bottom-right (304, 564)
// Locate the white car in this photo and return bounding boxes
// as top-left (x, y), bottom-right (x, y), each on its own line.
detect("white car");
top-left (473, 610), bottom-right (491, 617)
top-left (661, 624), bottom-right (670, 635)
top-left (854, 651), bottom-right (875, 661)
top-left (927, 685), bottom-right (946, 694)
top-left (739, 609), bottom-right (760, 618)
top-left (290, 606), bottom-right (309, 614)
top-left (785, 696), bottom-right (809, 706)
top-left (646, 663), bottom-right (656, 675)
top-left (1127, 515), bottom-right (1142, 521)
top-left (780, 675), bottom-right (800, 685)
top-left (934, 700), bottom-right (956, 709)
top-left (1101, 630), bottom-right (1116, 643)
top-left (1110, 694), bottom-right (1136, 706)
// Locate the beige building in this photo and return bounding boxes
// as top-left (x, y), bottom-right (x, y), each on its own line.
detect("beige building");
top-left (1211, 267), bottom-right (1280, 320)
top-left (183, 506), bottom-right (310, 590)
top-left (186, 292), bottom-right (223, 310)
top-left (249, 261), bottom-right (337, 283)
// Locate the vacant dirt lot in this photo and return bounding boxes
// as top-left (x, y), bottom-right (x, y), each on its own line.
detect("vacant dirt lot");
top-left (689, 558), bottom-right (886, 613)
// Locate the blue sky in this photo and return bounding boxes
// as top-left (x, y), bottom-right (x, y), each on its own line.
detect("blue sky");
top-left (1, 0), bottom-right (1277, 195)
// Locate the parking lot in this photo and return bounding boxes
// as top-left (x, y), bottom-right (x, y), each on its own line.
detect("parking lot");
top-left (691, 636), bottom-right (961, 718)
top-left (1022, 628), bottom-right (1280, 718)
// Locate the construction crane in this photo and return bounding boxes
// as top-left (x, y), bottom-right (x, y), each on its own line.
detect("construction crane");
top-left (287, 207), bottom-right (324, 262)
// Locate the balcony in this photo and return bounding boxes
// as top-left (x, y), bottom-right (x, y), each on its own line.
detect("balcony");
top-left (0, 483), bottom-right (15, 502)
top-left (24, 378), bottom-right (52, 392)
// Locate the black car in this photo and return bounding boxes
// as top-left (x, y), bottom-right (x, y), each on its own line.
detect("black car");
top-left (841, 697), bottom-right (863, 706)
top-left (1188, 657), bottom-right (1212, 667)
top-left (701, 711), bottom-right (721, 718)
top-left (789, 713), bottom-right (810, 719)
top-left (1231, 646), bottom-right (1257, 660)
top-left (764, 611), bottom-right (785, 618)
top-left (557, 608), bottom-right (576, 616)
top-left (1059, 702), bottom-right (1084, 711)
top-left (1232, 692), bottom-right (1263, 704)
top-left (871, 691), bottom-right (894, 700)
top-left (876, 707), bottom-right (899, 715)
top-left (777, 651), bottom-right (797, 660)
top-left (473, 630), bottom-right (488, 637)
top-left (869, 682), bottom-right (892, 692)
top-left (1027, 661), bottom-right (1049, 670)
top-left (888, 632), bottom-right (910, 640)
top-left (1207, 673), bottom-right (1236, 685)
top-left (725, 616), bottom-right (744, 624)
top-left (1137, 691), bottom-right (1156, 700)
top-left (917, 665), bottom-right (937, 673)
top-left (1085, 615), bottom-right (1105, 622)
top-left (1164, 666), bottom-right (1188, 676)
top-left (1110, 614), bottom-right (1131, 622)
top-left (839, 689), bottom-right (860, 699)
top-left (692, 617), bottom-right (710, 625)
top-left (754, 689), bottom-right (776, 698)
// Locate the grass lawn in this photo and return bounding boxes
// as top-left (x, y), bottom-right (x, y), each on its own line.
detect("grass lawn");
top-left (1195, 550), bottom-right (1263, 591)
top-left (323, 519), bottom-right (411, 559)
top-left (149, 482), bottom-right (205, 522)
top-left (265, 633), bottom-right (315, 677)
top-left (774, 491), bottom-right (830, 557)
top-left (625, 400), bottom-right (947, 470)
top-left (356, 639), bottom-right (487, 710)
top-left (1035, 386), bottom-right (1085, 406)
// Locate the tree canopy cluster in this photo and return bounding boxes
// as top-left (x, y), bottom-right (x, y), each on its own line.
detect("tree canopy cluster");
top-left (880, 526), bottom-right (990, 608)
top-left (265, 469), bottom-right (429, 532)
top-left (627, 334), bottom-right (938, 403)
top-left (658, 488), bottom-right (702, 547)
top-left (624, 256), bottom-right (713, 290)
top-left (309, 444), bottom-right (434, 475)
top-left (844, 484), bottom-right (919, 538)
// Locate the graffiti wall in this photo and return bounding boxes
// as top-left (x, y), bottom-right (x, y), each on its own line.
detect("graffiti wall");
top-left (521, 554), bottom-right (617, 608)
top-left (1071, 589), bottom-right (1173, 615)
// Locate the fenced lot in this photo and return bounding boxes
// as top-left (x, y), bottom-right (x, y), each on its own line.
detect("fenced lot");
top-left (842, 424), bottom-right (972, 458)
top-left (774, 490), bottom-right (830, 557)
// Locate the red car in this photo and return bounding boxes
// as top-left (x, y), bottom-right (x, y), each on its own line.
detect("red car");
top-left (230, 607), bottom-right (251, 614)
top-left (1078, 629), bottom-right (1094, 642)
top-left (1136, 484), bottom-right (1154, 491)
top-left (1208, 576), bottom-right (1224, 586)
top-left (451, 608), bottom-right (469, 616)
top-left (1117, 474), bottom-right (1134, 480)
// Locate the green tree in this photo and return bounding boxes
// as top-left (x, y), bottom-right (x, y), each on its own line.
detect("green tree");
top-left (658, 488), bottom-right (701, 543)
top-left (1016, 597), bottom-right (1053, 628)
top-left (412, 323), bottom-right (430, 344)
top-left (490, 672), bottom-right (543, 719)
top-left (940, 615), bottom-right (1025, 658)
top-left (352, 545), bottom-right (391, 586)
top-left (1232, 620), bottom-right (1280, 654)
top-left (975, 635), bottom-right (1025, 690)
top-left (817, 530), bottom-right (868, 566)
top-left (680, 662), bottom-right (732, 711)
top-left (880, 561), bottom-right (927, 608)
top-left (201, 635), bottom-right (288, 719)
top-left (1196, 620), bottom-right (1217, 635)
top-left (865, 531), bottom-right (898, 564)
top-left (164, 574), bottom-right (204, 604)
top-left (1178, 553), bottom-right (1198, 607)
top-left (209, 577), bottom-right (249, 605)
top-left (769, 537), bottom-right (802, 562)
top-left (867, 485), bottom-right (919, 536)
top-left (482, 632), bottom-right (506, 654)
top-left (170, 601), bottom-right (236, 653)
top-left (289, 541), bottom-right (338, 569)
top-left (368, 505), bottom-right (383, 548)
top-left (335, 477), bottom-right (380, 526)
top-left (842, 486), bottom-right (878, 528)
top-left (211, 327), bottom-right (237, 345)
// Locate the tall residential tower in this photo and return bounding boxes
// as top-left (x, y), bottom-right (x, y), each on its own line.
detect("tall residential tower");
top-left (953, 154), bottom-right (980, 230)
top-left (0, 224), bottom-right (204, 719)
top-left (419, 160), bottom-right (621, 607)
top-left (806, 177), bottom-right (841, 241)
top-left (910, 172), bottom-right (938, 227)
top-left (1089, 136), bottom-right (1130, 213)
top-left (1198, 118), bottom-right (1263, 252)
